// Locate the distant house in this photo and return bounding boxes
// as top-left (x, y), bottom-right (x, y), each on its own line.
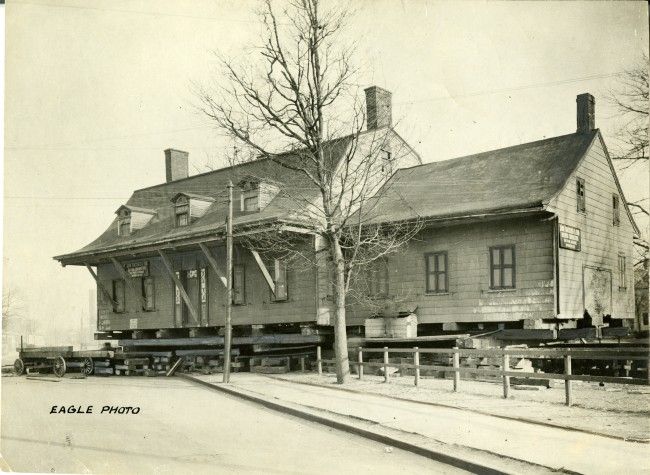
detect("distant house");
top-left (350, 93), bottom-right (639, 337)
top-left (54, 91), bottom-right (638, 342)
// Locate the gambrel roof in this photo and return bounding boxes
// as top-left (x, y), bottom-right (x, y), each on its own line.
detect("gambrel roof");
top-left (362, 129), bottom-right (639, 235)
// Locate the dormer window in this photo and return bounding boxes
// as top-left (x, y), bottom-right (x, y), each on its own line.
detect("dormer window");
top-left (119, 214), bottom-right (131, 236)
top-left (115, 205), bottom-right (156, 236)
top-left (175, 196), bottom-right (190, 227)
top-left (238, 176), bottom-right (279, 213)
top-left (170, 192), bottom-right (215, 227)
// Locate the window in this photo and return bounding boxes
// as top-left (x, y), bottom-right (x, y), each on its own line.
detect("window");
top-left (112, 279), bottom-right (125, 313)
top-left (142, 277), bottom-right (155, 311)
top-left (613, 194), bottom-right (620, 226)
top-left (618, 254), bottom-right (626, 289)
top-left (425, 252), bottom-right (448, 293)
top-left (380, 149), bottom-right (392, 174)
top-left (243, 194), bottom-right (259, 212)
top-left (175, 204), bottom-right (189, 226)
top-left (490, 246), bottom-right (515, 289)
top-left (118, 217), bottom-right (131, 236)
top-left (576, 178), bottom-right (586, 213)
top-left (271, 260), bottom-right (288, 301)
top-left (366, 259), bottom-right (389, 297)
top-left (233, 265), bottom-right (245, 305)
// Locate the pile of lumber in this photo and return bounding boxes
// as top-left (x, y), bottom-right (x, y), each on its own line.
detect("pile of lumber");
top-left (177, 348), bottom-right (243, 375)
top-left (250, 356), bottom-right (292, 374)
top-left (113, 355), bottom-right (150, 376)
top-left (94, 360), bottom-right (113, 376)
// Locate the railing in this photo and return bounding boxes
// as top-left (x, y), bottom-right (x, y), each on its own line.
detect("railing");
top-left (315, 345), bottom-right (650, 406)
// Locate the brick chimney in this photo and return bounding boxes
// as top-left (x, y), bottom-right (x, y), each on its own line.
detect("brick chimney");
top-left (576, 93), bottom-right (595, 134)
top-left (365, 86), bottom-right (392, 130)
top-left (164, 149), bottom-right (189, 182)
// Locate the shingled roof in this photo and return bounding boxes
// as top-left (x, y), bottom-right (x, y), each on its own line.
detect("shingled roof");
top-left (55, 134), bottom-right (355, 263)
top-left (362, 130), bottom-right (599, 223)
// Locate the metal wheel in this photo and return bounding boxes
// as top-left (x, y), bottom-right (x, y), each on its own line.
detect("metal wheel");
top-left (13, 358), bottom-right (25, 376)
top-left (81, 357), bottom-right (94, 375)
top-left (53, 356), bottom-right (67, 377)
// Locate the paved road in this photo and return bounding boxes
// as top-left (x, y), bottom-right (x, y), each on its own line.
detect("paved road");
top-left (1, 376), bottom-right (465, 474)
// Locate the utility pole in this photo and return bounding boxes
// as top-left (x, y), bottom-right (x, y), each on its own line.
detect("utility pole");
top-left (223, 180), bottom-right (234, 383)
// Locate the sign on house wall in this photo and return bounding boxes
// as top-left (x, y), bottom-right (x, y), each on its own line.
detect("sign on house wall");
top-left (125, 261), bottom-right (149, 278)
top-left (559, 224), bottom-right (581, 251)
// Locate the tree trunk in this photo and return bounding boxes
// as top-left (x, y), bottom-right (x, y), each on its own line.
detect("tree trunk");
top-left (331, 238), bottom-right (350, 383)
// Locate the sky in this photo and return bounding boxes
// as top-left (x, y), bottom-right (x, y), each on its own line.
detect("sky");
top-left (4, 0), bottom-right (649, 344)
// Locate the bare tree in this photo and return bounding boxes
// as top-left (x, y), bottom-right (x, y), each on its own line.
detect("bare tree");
top-left (196, 0), bottom-right (421, 383)
top-left (609, 53), bottom-right (648, 166)
top-left (2, 288), bottom-right (22, 326)
top-left (608, 54), bottom-right (649, 270)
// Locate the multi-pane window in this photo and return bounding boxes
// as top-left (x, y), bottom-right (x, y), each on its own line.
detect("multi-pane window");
top-left (576, 178), bottom-right (586, 213)
top-left (233, 265), bottom-right (245, 305)
top-left (366, 259), bottom-right (389, 297)
top-left (618, 254), bottom-right (626, 289)
top-left (112, 279), bottom-right (125, 313)
top-left (243, 194), bottom-right (259, 212)
top-left (118, 217), bottom-right (131, 236)
top-left (271, 260), bottom-right (288, 301)
top-left (425, 252), bottom-right (448, 293)
top-left (613, 194), bottom-right (620, 226)
top-left (489, 246), bottom-right (515, 289)
top-left (176, 204), bottom-right (189, 226)
top-left (142, 277), bottom-right (155, 311)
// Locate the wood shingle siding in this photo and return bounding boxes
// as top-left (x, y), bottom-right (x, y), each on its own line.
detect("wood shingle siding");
top-left (547, 136), bottom-right (635, 321)
top-left (347, 216), bottom-right (555, 325)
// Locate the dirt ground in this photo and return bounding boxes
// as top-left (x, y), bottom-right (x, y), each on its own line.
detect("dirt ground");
top-left (276, 371), bottom-right (650, 441)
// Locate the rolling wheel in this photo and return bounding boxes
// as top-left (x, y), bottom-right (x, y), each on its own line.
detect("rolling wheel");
top-left (81, 357), bottom-right (94, 376)
top-left (13, 358), bottom-right (25, 376)
top-left (53, 356), bottom-right (67, 378)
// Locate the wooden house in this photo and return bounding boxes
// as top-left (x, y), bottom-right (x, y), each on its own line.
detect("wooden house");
top-left (348, 93), bottom-right (639, 338)
top-left (55, 91), bottom-right (638, 343)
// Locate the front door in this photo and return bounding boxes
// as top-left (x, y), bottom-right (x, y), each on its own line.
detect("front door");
top-left (583, 266), bottom-right (612, 326)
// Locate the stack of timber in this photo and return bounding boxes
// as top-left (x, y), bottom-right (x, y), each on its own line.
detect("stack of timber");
top-left (177, 348), bottom-right (242, 374)
top-left (112, 353), bottom-right (150, 376)
top-left (93, 359), bottom-right (113, 376)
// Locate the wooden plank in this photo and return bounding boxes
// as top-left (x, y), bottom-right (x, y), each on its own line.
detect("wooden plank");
top-left (250, 249), bottom-right (275, 294)
top-left (198, 242), bottom-right (227, 288)
top-left (118, 333), bottom-right (326, 347)
top-left (157, 250), bottom-right (200, 326)
top-left (84, 264), bottom-right (118, 308)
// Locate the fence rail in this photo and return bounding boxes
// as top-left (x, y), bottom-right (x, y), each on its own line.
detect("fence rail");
top-left (315, 345), bottom-right (650, 406)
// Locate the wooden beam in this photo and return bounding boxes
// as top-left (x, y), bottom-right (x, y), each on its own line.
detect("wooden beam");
top-left (198, 242), bottom-right (227, 288)
top-left (110, 258), bottom-right (148, 309)
top-left (157, 250), bottom-right (200, 325)
top-left (85, 263), bottom-right (118, 308)
top-left (250, 249), bottom-right (275, 294)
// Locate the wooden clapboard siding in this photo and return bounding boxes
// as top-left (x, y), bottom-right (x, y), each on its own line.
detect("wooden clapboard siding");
top-left (96, 246), bottom-right (319, 332)
top-left (347, 216), bottom-right (555, 325)
top-left (547, 136), bottom-right (635, 320)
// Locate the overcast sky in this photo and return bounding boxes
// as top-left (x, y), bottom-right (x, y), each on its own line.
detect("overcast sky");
top-left (4, 0), bottom-right (648, 343)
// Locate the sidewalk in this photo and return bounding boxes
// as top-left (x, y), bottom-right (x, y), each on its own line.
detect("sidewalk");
top-left (277, 372), bottom-right (650, 442)
top-left (196, 373), bottom-right (650, 474)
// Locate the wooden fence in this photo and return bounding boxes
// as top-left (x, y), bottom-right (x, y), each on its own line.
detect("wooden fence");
top-left (315, 346), bottom-right (650, 406)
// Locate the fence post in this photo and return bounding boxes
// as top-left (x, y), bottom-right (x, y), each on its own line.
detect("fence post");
top-left (564, 351), bottom-right (572, 407)
top-left (317, 346), bottom-right (322, 376)
top-left (414, 347), bottom-right (420, 387)
top-left (502, 350), bottom-right (510, 399)
top-left (358, 347), bottom-right (363, 380)
top-left (452, 346), bottom-right (460, 392)
top-left (383, 347), bottom-right (389, 383)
